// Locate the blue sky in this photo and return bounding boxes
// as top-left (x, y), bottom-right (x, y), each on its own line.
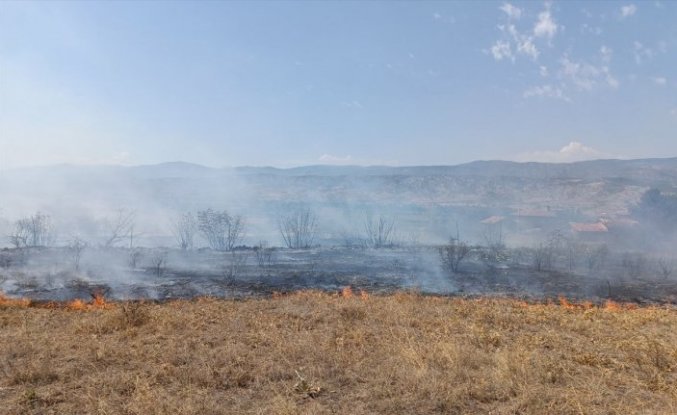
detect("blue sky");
top-left (0, 1), bottom-right (675, 168)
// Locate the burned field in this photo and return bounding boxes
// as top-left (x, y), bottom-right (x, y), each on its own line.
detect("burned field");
top-left (1, 245), bottom-right (677, 305)
top-left (1, 292), bottom-right (676, 415)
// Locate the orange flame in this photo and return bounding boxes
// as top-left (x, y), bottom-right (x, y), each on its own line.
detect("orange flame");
top-left (603, 300), bottom-right (621, 311)
top-left (341, 286), bottom-right (353, 298)
top-left (67, 299), bottom-right (88, 311)
top-left (0, 292), bottom-right (31, 308)
top-left (558, 296), bottom-right (575, 309)
top-left (359, 289), bottom-right (369, 301)
top-left (92, 292), bottom-right (106, 308)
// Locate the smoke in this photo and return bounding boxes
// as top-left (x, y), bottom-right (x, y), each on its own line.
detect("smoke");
top-left (0, 160), bottom-right (676, 302)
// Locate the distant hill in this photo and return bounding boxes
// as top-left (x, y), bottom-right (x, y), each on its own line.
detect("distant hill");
top-left (6, 157), bottom-right (677, 183)
top-left (1, 157), bottom-right (676, 243)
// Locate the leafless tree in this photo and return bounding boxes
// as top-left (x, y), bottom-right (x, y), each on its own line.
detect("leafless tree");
top-left (149, 250), bottom-right (167, 278)
top-left (0, 251), bottom-right (12, 269)
top-left (531, 243), bottom-right (551, 272)
top-left (622, 252), bottom-right (646, 278)
top-left (545, 230), bottom-right (565, 270)
top-left (565, 240), bottom-right (584, 273)
top-left (68, 237), bottom-right (87, 272)
top-left (279, 208), bottom-right (317, 249)
top-left (439, 237), bottom-right (472, 273)
top-left (584, 244), bottom-right (609, 272)
top-left (103, 209), bottom-right (135, 248)
top-left (480, 223), bottom-right (506, 269)
top-left (531, 231), bottom-right (565, 272)
top-left (363, 215), bottom-right (396, 248)
top-left (254, 241), bottom-right (275, 272)
top-left (657, 258), bottom-right (674, 280)
top-left (197, 209), bottom-right (245, 251)
top-left (171, 212), bottom-right (197, 250)
top-left (8, 224), bottom-right (29, 248)
top-left (224, 251), bottom-right (248, 280)
top-left (9, 212), bottom-right (54, 248)
top-left (128, 248), bottom-right (142, 269)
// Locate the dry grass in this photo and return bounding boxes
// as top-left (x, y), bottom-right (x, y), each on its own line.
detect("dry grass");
top-left (1, 292), bottom-right (676, 415)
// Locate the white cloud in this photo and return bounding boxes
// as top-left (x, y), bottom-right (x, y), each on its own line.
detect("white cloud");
top-left (516, 141), bottom-right (615, 163)
top-left (539, 65), bottom-right (549, 77)
top-left (318, 154), bottom-right (354, 165)
top-left (433, 12), bottom-right (442, 20)
top-left (523, 84), bottom-right (570, 101)
top-left (653, 77), bottom-right (667, 86)
top-left (671, 108), bottom-right (677, 117)
top-left (516, 37), bottom-right (539, 59)
top-left (633, 41), bottom-right (654, 64)
top-left (490, 40), bottom-right (514, 61)
top-left (490, 5), bottom-right (547, 63)
top-left (580, 24), bottom-right (602, 35)
top-left (620, 4), bottom-right (637, 18)
top-left (500, 3), bottom-right (522, 20)
top-left (534, 6), bottom-right (558, 39)
top-left (501, 23), bottom-right (539, 60)
top-left (559, 55), bottom-right (619, 91)
top-left (600, 45), bottom-right (613, 63)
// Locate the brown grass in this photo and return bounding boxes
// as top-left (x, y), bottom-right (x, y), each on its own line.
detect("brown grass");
top-left (0, 291), bottom-right (676, 414)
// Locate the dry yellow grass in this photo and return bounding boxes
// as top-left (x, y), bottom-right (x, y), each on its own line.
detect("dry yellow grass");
top-left (1, 292), bottom-right (676, 414)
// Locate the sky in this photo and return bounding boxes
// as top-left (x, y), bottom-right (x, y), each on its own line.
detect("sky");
top-left (0, 0), bottom-right (676, 169)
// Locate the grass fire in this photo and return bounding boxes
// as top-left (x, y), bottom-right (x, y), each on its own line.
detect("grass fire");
top-left (1, 291), bottom-right (675, 414)
top-left (3, 1), bottom-right (677, 413)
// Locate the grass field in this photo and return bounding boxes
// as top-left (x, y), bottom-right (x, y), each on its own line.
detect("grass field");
top-left (1, 291), bottom-right (676, 414)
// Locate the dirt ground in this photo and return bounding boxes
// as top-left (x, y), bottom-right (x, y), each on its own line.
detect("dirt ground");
top-left (1, 292), bottom-right (676, 414)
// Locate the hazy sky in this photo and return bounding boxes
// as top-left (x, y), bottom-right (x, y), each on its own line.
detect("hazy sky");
top-left (1, 1), bottom-right (675, 168)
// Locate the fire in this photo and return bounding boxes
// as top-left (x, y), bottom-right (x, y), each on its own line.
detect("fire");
top-left (67, 299), bottom-right (88, 311)
top-left (359, 289), bottom-right (369, 301)
top-left (92, 292), bottom-right (107, 308)
top-left (555, 296), bottom-right (596, 310)
top-left (603, 300), bottom-right (623, 311)
top-left (66, 292), bottom-right (112, 311)
top-left (558, 296), bottom-right (575, 309)
top-left (341, 286), bottom-right (353, 298)
top-left (0, 292), bottom-right (31, 308)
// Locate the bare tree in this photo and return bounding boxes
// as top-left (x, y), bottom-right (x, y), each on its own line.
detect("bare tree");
top-left (480, 222), bottom-right (506, 269)
top-left (224, 251), bottom-right (248, 280)
top-left (68, 237), bottom-right (87, 272)
top-left (622, 252), bottom-right (646, 278)
top-left (565, 240), bottom-right (584, 273)
top-left (149, 250), bottom-right (167, 278)
top-left (103, 209), bottom-right (135, 248)
top-left (8, 223), bottom-right (29, 248)
top-left (197, 209), bottom-right (245, 251)
top-left (363, 215), bottom-right (396, 248)
top-left (657, 258), bottom-right (674, 280)
top-left (279, 208), bottom-right (317, 249)
top-left (439, 237), bottom-right (472, 273)
top-left (9, 212), bottom-right (54, 248)
top-left (128, 248), bottom-right (142, 269)
top-left (171, 212), bottom-right (197, 250)
top-left (531, 243), bottom-right (552, 272)
top-left (583, 244), bottom-right (609, 272)
top-left (254, 241), bottom-right (275, 273)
